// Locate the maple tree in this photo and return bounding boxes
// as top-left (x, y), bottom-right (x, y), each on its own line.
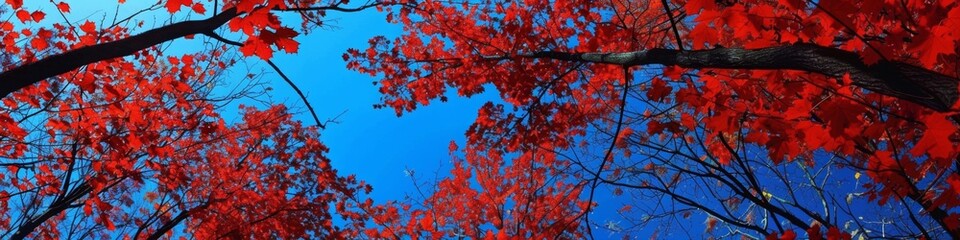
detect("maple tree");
top-left (348, 0), bottom-right (960, 239)
top-left (4, 0), bottom-right (960, 239)
top-left (0, 0), bottom-right (421, 238)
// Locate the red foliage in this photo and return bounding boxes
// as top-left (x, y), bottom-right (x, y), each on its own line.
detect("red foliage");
top-left (0, 0), bottom-right (402, 238)
top-left (348, 0), bottom-right (960, 238)
top-left (3, 0), bottom-right (960, 238)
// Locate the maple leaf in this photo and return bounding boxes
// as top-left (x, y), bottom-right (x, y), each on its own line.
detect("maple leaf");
top-left (15, 10), bottom-right (30, 23)
top-left (5, 0), bottom-right (21, 9)
top-left (240, 39), bottom-right (273, 60)
top-left (79, 21), bottom-right (96, 34)
top-left (779, 230), bottom-right (797, 240)
top-left (448, 140), bottom-right (458, 152)
top-left (191, 3), bottom-right (205, 14)
top-left (615, 127), bottom-right (633, 148)
top-left (165, 0), bottom-right (191, 13)
top-left (56, 2), bottom-right (70, 13)
top-left (914, 26), bottom-right (956, 67)
top-left (30, 11), bottom-right (44, 22)
top-left (30, 36), bottom-right (47, 51)
top-left (259, 27), bottom-right (300, 54)
top-left (646, 77), bottom-right (672, 102)
top-left (4, 0), bottom-right (960, 239)
top-left (910, 113), bottom-right (957, 159)
top-left (951, 176), bottom-right (960, 195)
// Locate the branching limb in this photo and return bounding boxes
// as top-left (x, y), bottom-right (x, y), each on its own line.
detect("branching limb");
top-left (206, 31), bottom-right (324, 128)
top-left (0, 1), bottom-right (402, 100)
top-left (0, 8), bottom-right (241, 98)
top-left (583, 67), bottom-right (631, 239)
top-left (489, 44), bottom-right (959, 111)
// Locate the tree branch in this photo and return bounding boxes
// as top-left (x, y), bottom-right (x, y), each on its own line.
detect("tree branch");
top-left (496, 43), bottom-right (959, 111)
top-left (11, 176), bottom-right (127, 240)
top-left (274, 2), bottom-right (391, 12)
top-left (0, 1), bottom-right (397, 99)
top-left (146, 202), bottom-right (210, 240)
top-left (0, 8), bottom-right (241, 98)
top-left (265, 60), bottom-right (324, 128)
top-left (660, 0), bottom-right (684, 50)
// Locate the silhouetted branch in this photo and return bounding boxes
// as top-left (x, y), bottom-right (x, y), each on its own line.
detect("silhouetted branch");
top-left (489, 43), bottom-right (959, 111)
top-left (265, 60), bottom-right (324, 128)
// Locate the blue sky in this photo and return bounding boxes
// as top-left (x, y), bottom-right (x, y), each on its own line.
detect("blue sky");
top-left (266, 10), bottom-right (500, 203)
top-left (240, 7), bottom-right (637, 238)
top-left (59, 1), bottom-right (496, 206)
top-left (269, 9), bottom-right (629, 238)
top-left (216, 8), bottom-right (919, 239)
top-left (51, 1), bottom-right (504, 235)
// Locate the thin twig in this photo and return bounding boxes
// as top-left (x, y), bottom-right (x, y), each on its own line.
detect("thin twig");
top-left (265, 60), bottom-right (325, 129)
top-left (661, 0), bottom-right (684, 50)
top-left (203, 31), bottom-right (324, 128)
top-left (203, 31), bottom-right (243, 46)
top-left (583, 67), bottom-right (632, 239)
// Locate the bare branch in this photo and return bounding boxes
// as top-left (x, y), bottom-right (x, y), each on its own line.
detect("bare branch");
top-left (264, 60), bottom-right (325, 128)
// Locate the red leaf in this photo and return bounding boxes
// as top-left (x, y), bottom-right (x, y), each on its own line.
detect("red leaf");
top-left (15, 10), bottom-right (30, 23)
top-left (165, 0), bottom-right (191, 13)
top-left (663, 66), bottom-right (684, 80)
top-left (6, 0), bottom-right (22, 9)
top-left (615, 127), bottom-right (633, 148)
top-left (30, 36), bottom-right (47, 50)
top-left (826, 227), bottom-right (851, 240)
top-left (30, 11), bottom-right (44, 22)
top-left (102, 214), bottom-right (116, 230)
top-left (780, 230), bottom-right (797, 240)
top-left (56, 2), bottom-right (70, 13)
top-left (275, 38), bottom-right (299, 53)
top-left (448, 141), bottom-right (458, 152)
top-left (240, 39), bottom-right (273, 60)
top-left (83, 203), bottom-right (93, 215)
top-left (79, 21), bottom-right (97, 34)
top-left (950, 175), bottom-right (960, 195)
top-left (916, 26), bottom-right (956, 67)
top-left (646, 77), bottom-right (672, 102)
top-left (910, 113), bottom-right (957, 159)
top-left (191, 2), bottom-right (206, 14)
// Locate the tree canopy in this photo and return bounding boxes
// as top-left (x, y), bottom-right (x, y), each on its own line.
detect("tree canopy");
top-left (0, 0), bottom-right (958, 239)
top-left (348, 0), bottom-right (960, 238)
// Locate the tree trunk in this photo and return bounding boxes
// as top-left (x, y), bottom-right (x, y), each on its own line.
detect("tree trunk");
top-left (503, 44), bottom-right (959, 111)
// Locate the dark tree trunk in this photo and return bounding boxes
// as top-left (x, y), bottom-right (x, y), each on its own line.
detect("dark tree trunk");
top-left (507, 44), bottom-right (959, 111)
